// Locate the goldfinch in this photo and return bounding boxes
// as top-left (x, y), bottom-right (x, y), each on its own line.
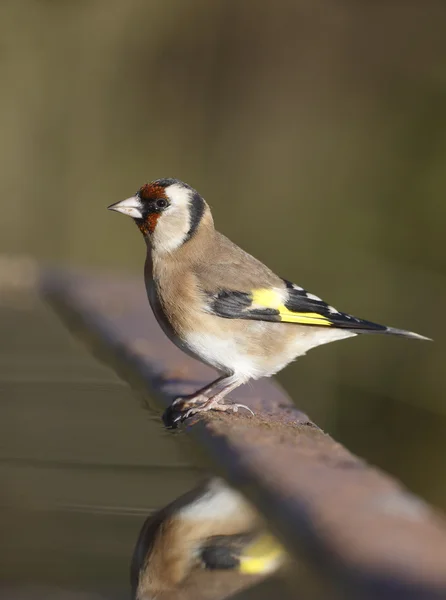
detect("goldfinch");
top-left (108, 178), bottom-right (430, 424)
top-left (131, 478), bottom-right (286, 599)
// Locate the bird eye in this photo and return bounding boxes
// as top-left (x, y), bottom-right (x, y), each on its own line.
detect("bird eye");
top-left (156, 199), bottom-right (168, 209)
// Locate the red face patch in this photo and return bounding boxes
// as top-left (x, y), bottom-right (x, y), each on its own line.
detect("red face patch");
top-left (137, 212), bottom-right (161, 235)
top-left (138, 183), bottom-right (168, 202)
top-left (136, 183), bottom-right (169, 235)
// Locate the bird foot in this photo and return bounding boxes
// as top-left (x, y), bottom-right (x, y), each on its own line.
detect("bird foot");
top-left (163, 397), bottom-right (254, 428)
top-left (162, 394), bottom-right (207, 428)
top-left (183, 401), bottom-right (254, 421)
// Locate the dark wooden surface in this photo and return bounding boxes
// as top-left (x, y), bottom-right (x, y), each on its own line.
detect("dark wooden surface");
top-left (42, 267), bottom-right (446, 600)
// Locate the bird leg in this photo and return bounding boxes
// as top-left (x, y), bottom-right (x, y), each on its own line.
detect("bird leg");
top-left (163, 376), bottom-right (228, 427)
top-left (180, 377), bottom-right (254, 422)
top-left (164, 375), bottom-right (253, 427)
top-left (171, 375), bottom-right (227, 407)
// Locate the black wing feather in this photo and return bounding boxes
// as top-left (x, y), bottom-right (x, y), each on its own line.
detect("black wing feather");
top-left (282, 280), bottom-right (387, 331)
top-left (205, 280), bottom-right (428, 340)
top-left (207, 280), bottom-right (388, 331)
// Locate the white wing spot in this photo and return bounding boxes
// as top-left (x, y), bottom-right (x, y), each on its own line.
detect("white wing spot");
top-left (328, 305), bottom-right (339, 314)
top-left (306, 292), bottom-right (322, 302)
top-left (293, 285), bottom-right (304, 291)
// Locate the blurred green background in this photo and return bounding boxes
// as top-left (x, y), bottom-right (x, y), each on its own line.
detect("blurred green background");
top-left (1, 0), bottom-right (446, 596)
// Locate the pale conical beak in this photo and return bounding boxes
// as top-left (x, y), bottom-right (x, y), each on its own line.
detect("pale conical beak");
top-left (108, 196), bottom-right (143, 219)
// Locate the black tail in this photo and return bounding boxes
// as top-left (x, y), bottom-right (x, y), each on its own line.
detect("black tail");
top-left (326, 310), bottom-right (431, 341)
top-left (354, 325), bottom-right (431, 341)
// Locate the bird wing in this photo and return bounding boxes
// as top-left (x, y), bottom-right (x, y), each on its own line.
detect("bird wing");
top-left (206, 278), bottom-right (389, 332)
top-left (198, 235), bottom-right (428, 339)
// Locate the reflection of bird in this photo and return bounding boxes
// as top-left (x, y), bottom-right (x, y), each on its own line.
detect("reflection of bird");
top-left (131, 478), bottom-right (285, 600)
top-left (109, 178), bottom-right (430, 424)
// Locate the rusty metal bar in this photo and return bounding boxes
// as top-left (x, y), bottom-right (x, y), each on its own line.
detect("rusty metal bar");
top-left (41, 267), bottom-right (446, 600)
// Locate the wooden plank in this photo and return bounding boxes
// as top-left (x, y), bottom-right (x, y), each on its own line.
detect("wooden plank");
top-left (41, 267), bottom-right (446, 600)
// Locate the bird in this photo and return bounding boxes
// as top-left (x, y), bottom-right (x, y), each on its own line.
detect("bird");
top-left (131, 477), bottom-right (286, 599)
top-left (108, 178), bottom-right (430, 425)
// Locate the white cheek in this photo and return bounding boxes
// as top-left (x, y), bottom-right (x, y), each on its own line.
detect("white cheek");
top-left (151, 206), bottom-right (191, 253)
top-left (151, 184), bottom-right (193, 253)
top-left (165, 183), bottom-right (194, 208)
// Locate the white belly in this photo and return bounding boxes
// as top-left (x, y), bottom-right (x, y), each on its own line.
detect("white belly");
top-left (186, 324), bottom-right (357, 381)
top-left (184, 330), bottom-right (263, 380)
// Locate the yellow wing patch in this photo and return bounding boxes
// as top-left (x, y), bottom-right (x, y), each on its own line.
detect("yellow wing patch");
top-left (252, 288), bottom-right (283, 309)
top-left (252, 288), bottom-right (332, 327)
top-left (279, 308), bottom-right (332, 326)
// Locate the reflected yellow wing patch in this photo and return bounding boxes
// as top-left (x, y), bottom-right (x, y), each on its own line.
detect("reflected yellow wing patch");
top-left (252, 288), bottom-right (332, 327)
top-left (238, 533), bottom-right (286, 575)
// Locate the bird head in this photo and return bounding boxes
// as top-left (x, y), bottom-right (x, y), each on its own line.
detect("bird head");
top-left (108, 178), bottom-right (207, 253)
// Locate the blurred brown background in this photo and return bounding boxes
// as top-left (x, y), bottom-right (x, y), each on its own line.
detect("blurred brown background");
top-left (1, 0), bottom-right (446, 597)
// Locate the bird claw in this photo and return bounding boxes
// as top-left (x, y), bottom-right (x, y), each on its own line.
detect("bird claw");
top-left (227, 403), bottom-right (255, 416)
top-left (163, 400), bottom-right (254, 429)
top-left (185, 402), bottom-right (254, 419)
top-left (163, 394), bottom-right (208, 428)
